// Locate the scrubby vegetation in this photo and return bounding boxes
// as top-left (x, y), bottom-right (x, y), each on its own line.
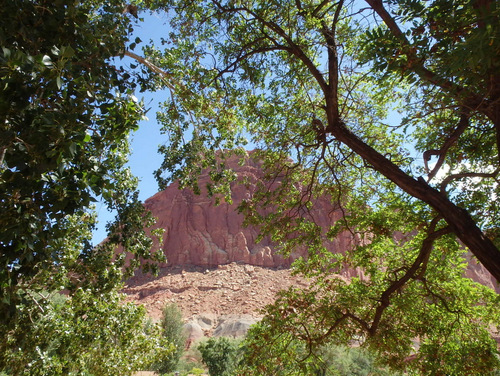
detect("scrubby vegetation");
top-left (154, 303), bottom-right (188, 374)
top-left (3, 0), bottom-right (500, 374)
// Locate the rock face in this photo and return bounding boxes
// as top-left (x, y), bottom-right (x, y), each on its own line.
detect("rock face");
top-left (183, 313), bottom-right (260, 341)
top-left (142, 150), bottom-right (498, 292)
top-left (212, 315), bottom-right (260, 338)
top-left (464, 252), bottom-right (499, 293)
top-left (144, 151), bottom-right (353, 268)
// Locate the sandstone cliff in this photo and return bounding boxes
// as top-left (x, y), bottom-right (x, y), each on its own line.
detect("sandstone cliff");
top-left (141, 151), bottom-right (498, 292)
top-left (144, 151), bottom-right (353, 268)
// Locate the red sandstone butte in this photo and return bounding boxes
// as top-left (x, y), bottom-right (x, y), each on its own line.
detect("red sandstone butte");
top-left (144, 151), bottom-right (353, 268)
top-left (142, 150), bottom-right (498, 292)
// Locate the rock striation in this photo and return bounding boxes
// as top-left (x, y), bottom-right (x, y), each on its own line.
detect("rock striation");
top-left (144, 151), bottom-right (353, 268)
top-left (140, 150), bottom-right (498, 292)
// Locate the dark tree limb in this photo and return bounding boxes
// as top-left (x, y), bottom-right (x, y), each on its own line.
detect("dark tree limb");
top-left (327, 121), bottom-right (500, 282)
top-left (424, 110), bottom-right (470, 181)
top-left (368, 216), bottom-right (447, 335)
top-left (322, 1), bottom-right (344, 131)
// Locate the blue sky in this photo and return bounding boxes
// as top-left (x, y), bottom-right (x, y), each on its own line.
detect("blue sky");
top-left (92, 12), bottom-right (170, 243)
top-left (91, 10), bottom-right (415, 243)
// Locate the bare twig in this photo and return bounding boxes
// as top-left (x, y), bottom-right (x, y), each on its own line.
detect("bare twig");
top-left (123, 50), bottom-right (177, 90)
top-left (440, 168), bottom-right (500, 193)
top-left (25, 289), bottom-right (45, 314)
top-left (0, 146), bottom-right (6, 168)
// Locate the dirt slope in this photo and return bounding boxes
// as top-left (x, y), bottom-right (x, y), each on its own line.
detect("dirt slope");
top-left (123, 262), bottom-right (309, 321)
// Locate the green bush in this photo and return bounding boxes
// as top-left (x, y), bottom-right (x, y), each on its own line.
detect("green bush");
top-left (198, 337), bottom-right (242, 376)
top-left (317, 345), bottom-right (401, 376)
top-left (187, 367), bottom-right (206, 375)
top-left (175, 344), bottom-right (206, 375)
top-left (155, 303), bottom-right (187, 375)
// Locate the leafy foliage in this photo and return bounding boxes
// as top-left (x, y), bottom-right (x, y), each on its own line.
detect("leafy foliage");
top-left (155, 303), bottom-right (188, 374)
top-left (4, 0), bottom-right (499, 374)
top-left (139, 0), bottom-right (500, 374)
top-left (173, 345), bottom-right (207, 376)
top-left (239, 338), bottom-right (402, 376)
top-left (0, 0), bottom-right (167, 373)
top-left (198, 337), bottom-right (242, 376)
top-left (2, 289), bottom-right (172, 376)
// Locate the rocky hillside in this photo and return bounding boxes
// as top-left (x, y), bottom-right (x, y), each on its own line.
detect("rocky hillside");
top-left (124, 262), bottom-right (309, 341)
top-left (124, 263), bottom-right (308, 321)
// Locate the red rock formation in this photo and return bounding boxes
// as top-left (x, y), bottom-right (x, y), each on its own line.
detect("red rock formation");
top-left (142, 150), bottom-right (498, 292)
top-left (144, 151), bottom-right (353, 267)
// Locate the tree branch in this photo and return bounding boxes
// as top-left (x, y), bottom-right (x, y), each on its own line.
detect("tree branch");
top-left (369, 216), bottom-right (450, 335)
top-left (211, 0), bottom-right (329, 93)
top-left (123, 50), bottom-right (176, 90)
top-left (0, 146), bottom-right (6, 168)
top-left (322, 1), bottom-right (344, 131)
top-left (424, 110), bottom-right (470, 182)
top-left (328, 112), bottom-right (500, 282)
top-left (25, 289), bottom-right (45, 314)
top-left (364, 0), bottom-right (484, 108)
top-left (312, 0), bottom-right (336, 18)
top-left (421, 277), bottom-right (463, 315)
top-left (214, 44), bottom-right (293, 82)
top-left (440, 168), bottom-right (500, 193)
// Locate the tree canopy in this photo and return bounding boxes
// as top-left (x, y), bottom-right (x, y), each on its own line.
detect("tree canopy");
top-left (0, 0), bottom-right (168, 373)
top-left (137, 0), bottom-right (500, 374)
top-left (2, 0), bottom-right (500, 374)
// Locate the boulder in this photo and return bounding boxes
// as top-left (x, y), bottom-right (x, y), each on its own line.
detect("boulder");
top-left (183, 322), bottom-right (204, 343)
top-left (212, 315), bottom-right (260, 338)
top-left (185, 314), bottom-right (261, 339)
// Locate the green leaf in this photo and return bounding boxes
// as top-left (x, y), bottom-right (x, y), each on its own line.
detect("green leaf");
top-left (1, 46), bottom-right (10, 58)
top-left (60, 45), bottom-right (75, 58)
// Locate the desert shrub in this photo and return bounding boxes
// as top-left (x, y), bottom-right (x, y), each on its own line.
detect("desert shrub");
top-left (317, 345), bottom-right (401, 376)
top-left (238, 328), bottom-right (402, 376)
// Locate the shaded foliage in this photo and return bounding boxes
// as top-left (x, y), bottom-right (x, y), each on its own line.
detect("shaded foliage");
top-left (0, 0), bottom-right (167, 373)
top-left (198, 337), bottom-right (242, 376)
top-left (136, 0), bottom-right (500, 374)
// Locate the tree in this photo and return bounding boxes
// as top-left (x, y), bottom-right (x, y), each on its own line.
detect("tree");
top-left (0, 0), bottom-right (167, 373)
top-left (155, 303), bottom-right (187, 374)
top-left (3, 288), bottom-right (172, 376)
top-left (198, 337), bottom-right (241, 376)
top-left (137, 0), bottom-right (500, 373)
top-left (238, 335), bottom-right (402, 376)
